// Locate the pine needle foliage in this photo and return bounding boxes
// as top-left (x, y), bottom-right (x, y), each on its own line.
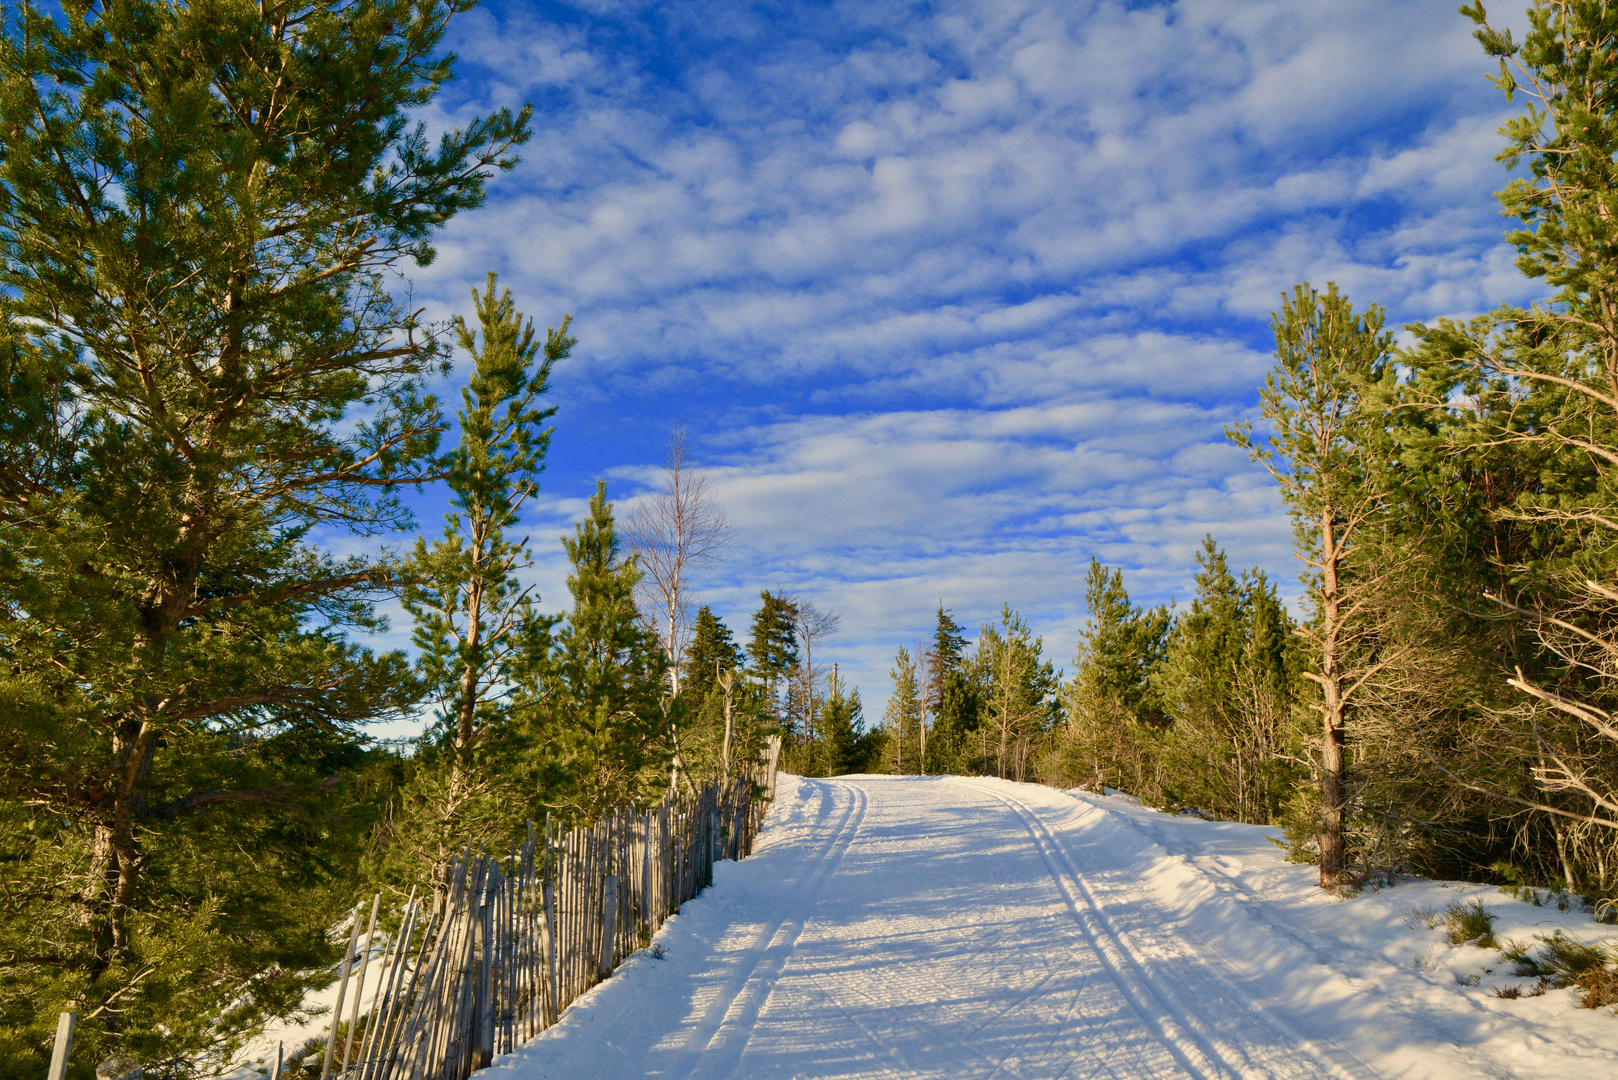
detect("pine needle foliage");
top-left (0, 0), bottom-right (528, 1067)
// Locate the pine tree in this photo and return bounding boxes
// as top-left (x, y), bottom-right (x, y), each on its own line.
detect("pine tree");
top-left (394, 276), bottom-right (571, 880)
top-left (1230, 282), bottom-right (1393, 887)
top-left (519, 483), bottom-right (668, 818)
top-left (0, 0), bottom-right (528, 1061)
top-left (818, 666), bottom-right (868, 776)
top-left (981, 606), bottom-right (1060, 781)
top-left (1154, 538), bottom-right (1301, 823)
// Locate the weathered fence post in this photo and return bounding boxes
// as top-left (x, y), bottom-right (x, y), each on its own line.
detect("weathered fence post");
top-left (342, 893), bottom-right (381, 1077)
top-left (47, 1012), bottom-right (74, 1080)
top-left (319, 906), bottom-right (364, 1080)
top-left (598, 876), bottom-right (619, 978)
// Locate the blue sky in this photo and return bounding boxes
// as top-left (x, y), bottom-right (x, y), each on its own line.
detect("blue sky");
top-left (372, 0), bottom-right (1541, 730)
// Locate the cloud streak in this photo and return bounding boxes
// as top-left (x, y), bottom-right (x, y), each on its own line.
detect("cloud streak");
top-left (356, 0), bottom-right (1544, 721)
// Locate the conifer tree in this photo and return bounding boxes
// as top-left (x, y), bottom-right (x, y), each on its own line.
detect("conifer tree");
top-left (1393, 2), bottom-right (1618, 856)
top-left (685, 605), bottom-right (744, 705)
top-left (519, 484), bottom-right (667, 818)
top-left (1060, 561), bottom-right (1169, 794)
top-left (394, 276), bottom-right (571, 878)
top-left (0, 0), bottom-right (528, 1061)
top-left (982, 606), bottom-right (1060, 781)
top-left (748, 590), bottom-right (799, 725)
top-left (1230, 283), bottom-right (1393, 887)
top-left (1154, 538), bottom-right (1300, 823)
top-left (819, 666), bottom-right (868, 776)
top-left (883, 647), bottom-right (924, 774)
top-left (930, 667), bottom-right (984, 774)
top-left (924, 604), bottom-right (967, 731)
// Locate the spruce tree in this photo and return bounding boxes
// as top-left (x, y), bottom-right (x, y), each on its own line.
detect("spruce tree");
top-left (748, 590), bottom-right (799, 726)
top-left (519, 483), bottom-right (668, 818)
top-left (685, 605), bottom-right (744, 705)
top-left (926, 604), bottom-right (967, 717)
top-left (0, 0), bottom-right (528, 1062)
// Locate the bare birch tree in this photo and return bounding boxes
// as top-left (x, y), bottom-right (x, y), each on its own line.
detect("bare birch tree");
top-left (622, 429), bottom-right (732, 693)
top-left (792, 598), bottom-right (842, 758)
top-left (621, 430), bottom-right (730, 790)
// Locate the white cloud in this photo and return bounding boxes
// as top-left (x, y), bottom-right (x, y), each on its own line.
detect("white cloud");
top-left (348, 0), bottom-right (1549, 718)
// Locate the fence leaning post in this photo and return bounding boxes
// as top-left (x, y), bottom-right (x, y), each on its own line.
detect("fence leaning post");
top-left (47, 1012), bottom-right (74, 1080)
top-left (597, 876), bottom-right (619, 979)
top-left (319, 906), bottom-right (365, 1080)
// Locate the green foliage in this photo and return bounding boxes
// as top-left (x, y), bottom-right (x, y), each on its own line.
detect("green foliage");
top-left (0, 0), bottom-right (525, 1062)
top-left (979, 606), bottom-right (1060, 781)
top-left (516, 483), bottom-right (669, 820)
top-left (1499, 930), bottom-right (1618, 1008)
top-left (818, 671), bottom-right (874, 776)
top-left (928, 667), bottom-right (985, 775)
top-left (1444, 898), bottom-right (1498, 948)
top-left (881, 647), bottom-right (925, 774)
top-left (1053, 560), bottom-right (1169, 794)
top-left (382, 276), bottom-right (571, 883)
top-left (748, 591), bottom-right (799, 724)
top-left (1153, 538), bottom-right (1303, 824)
top-left (686, 606), bottom-right (745, 705)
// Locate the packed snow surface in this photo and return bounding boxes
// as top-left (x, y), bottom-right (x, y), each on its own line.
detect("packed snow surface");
top-left (474, 776), bottom-right (1616, 1077)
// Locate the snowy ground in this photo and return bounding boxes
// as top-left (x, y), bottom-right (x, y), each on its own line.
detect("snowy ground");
top-left (474, 774), bottom-right (1618, 1080)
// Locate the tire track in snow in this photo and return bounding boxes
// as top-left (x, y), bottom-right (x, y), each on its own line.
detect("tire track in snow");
top-left (673, 779), bottom-right (869, 1080)
top-left (960, 780), bottom-right (1369, 1080)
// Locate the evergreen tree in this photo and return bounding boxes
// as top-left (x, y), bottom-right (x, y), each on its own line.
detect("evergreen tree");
top-left (748, 590), bottom-right (799, 726)
top-left (1230, 282), bottom-right (1393, 887)
top-left (929, 667), bottom-right (984, 775)
top-left (926, 604), bottom-right (967, 708)
top-left (0, 0), bottom-right (528, 1063)
top-left (883, 647), bottom-right (924, 774)
top-left (685, 605), bottom-right (744, 705)
top-left (818, 666), bottom-right (868, 776)
top-left (981, 606), bottom-right (1060, 781)
top-left (1058, 560), bottom-right (1170, 795)
top-left (519, 483), bottom-right (668, 819)
top-left (1154, 538), bottom-right (1302, 824)
top-left (391, 276), bottom-right (571, 882)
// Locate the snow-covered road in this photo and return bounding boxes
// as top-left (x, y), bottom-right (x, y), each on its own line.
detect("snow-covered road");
top-left (488, 775), bottom-right (1618, 1080)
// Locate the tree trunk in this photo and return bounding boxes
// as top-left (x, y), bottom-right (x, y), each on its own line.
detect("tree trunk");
top-left (1317, 509), bottom-right (1349, 888)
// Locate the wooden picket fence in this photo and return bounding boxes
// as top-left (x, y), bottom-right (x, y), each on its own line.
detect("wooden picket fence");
top-left (307, 738), bottom-right (782, 1080)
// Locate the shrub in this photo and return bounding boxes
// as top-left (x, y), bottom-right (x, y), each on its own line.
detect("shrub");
top-left (1496, 932), bottom-right (1618, 1009)
top-left (1441, 898), bottom-right (1497, 947)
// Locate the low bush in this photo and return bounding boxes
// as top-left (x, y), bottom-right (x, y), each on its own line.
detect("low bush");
top-left (1441, 898), bottom-right (1497, 947)
top-left (1496, 932), bottom-right (1618, 1009)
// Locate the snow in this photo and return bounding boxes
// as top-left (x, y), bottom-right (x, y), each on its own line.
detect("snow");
top-left (476, 774), bottom-right (1618, 1080)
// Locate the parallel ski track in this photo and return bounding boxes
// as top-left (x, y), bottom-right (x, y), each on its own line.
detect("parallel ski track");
top-left (958, 779), bottom-right (1374, 1080)
top-left (675, 779), bottom-right (869, 1080)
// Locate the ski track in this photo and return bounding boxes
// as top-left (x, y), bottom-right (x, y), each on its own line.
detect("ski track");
top-left (488, 776), bottom-right (1618, 1080)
